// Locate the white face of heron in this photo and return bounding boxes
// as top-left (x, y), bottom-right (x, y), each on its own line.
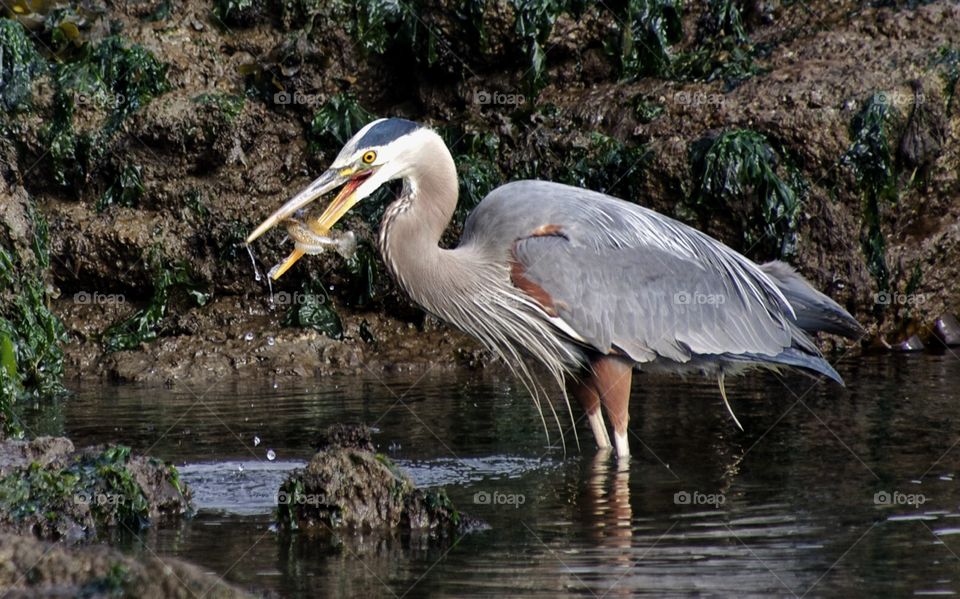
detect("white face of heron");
top-left (330, 119), bottom-right (432, 204)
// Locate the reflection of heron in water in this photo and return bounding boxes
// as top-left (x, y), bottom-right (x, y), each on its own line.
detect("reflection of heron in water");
top-left (247, 118), bottom-right (864, 458)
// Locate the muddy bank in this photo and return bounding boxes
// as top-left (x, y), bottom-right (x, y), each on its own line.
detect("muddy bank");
top-left (0, 532), bottom-right (255, 598)
top-left (0, 1), bottom-right (958, 388)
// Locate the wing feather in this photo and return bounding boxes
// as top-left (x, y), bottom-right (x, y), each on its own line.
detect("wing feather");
top-left (473, 181), bottom-right (806, 364)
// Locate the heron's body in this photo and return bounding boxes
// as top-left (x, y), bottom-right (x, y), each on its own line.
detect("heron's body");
top-left (248, 118), bottom-right (864, 458)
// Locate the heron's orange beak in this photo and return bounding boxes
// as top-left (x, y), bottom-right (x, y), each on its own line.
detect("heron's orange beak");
top-left (245, 168), bottom-right (373, 279)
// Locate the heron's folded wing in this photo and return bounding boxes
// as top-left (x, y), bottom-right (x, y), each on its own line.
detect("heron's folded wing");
top-left (511, 234), bottom-right (800, 364)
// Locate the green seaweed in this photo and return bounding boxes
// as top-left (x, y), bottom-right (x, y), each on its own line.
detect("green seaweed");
top-left (0, 446), bottom-right (166, 534)
top-left (77, 446), bottom-right (150, 528)
top-left (510, 0), bottom-right (567, 93)
top-left (354, 0), bottom-right (404, 54)
top-left (421, 488), bottom-right (460, 527)
top-left (0, 244), bottom-right (67, 402)
top-left (344, 241), bottom-right (379, 308)
top-left (0, 462), bottom-right (79, 523)
top-left (931, 46), bottom-right (959, 112)
top-left (689, 129), bottom-right (803, 258)
top-left (444, 129), bottom-right (502, 227)
top-left (213, 0), bottom-right (262, 27)
top-left (633, 96), bottom-right (665, 123)
top-left (275, 476), bottom-right (306, 530)
top-left (671, 0), bottom-right (762, 87)
top-left (607, 0), bottom-right (684, 79)
top-left (101, 258), bottom-right (209, 353)
top-left (846, 93), bottom-right (900, 295)
top-left (0, 18), bottom-right (46, 112)
top-left (193, 92), bottom-right (245, 124)
top-left (183, 189), bottom-right (209, 219)
top-left (44, 35), bottom-right (170, 189)
top-left (96, 164), bottom-right (144, 212)
top-left (79, 563), bottom-right (130, 597)
top-left (358, 319), bottom-right (376, 344)
top-left (0, 197), bottom-right (66, 435)
top-left (283, 285), bottom-right (343, 339)
top-left (307, 92), bottom-right (376, 154)
top-left (565, 133), bottom-right (651, 201)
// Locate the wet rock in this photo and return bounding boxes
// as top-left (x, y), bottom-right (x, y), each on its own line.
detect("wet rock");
top-left (0, 532), bottom-right (254, 598)
top-left (897, 78), bottom-right (948, 185)
top-left (933, 314), bottom-right (960, 347)
top-left (0, 436), bottom-right (75, 477)
top-left (893, 334), bottom-right (925, 352)
top-left (0, 439), bottom-right (191, 542)
top-left (277, 425), bottom-right (481, 539)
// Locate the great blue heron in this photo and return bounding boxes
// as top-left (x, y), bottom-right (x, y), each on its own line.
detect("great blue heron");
top-left (247, 118), bottom-right (864, 458)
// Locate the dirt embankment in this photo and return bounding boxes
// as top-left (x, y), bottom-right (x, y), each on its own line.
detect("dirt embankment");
top-left (1, 0), bottom-right (958, 387)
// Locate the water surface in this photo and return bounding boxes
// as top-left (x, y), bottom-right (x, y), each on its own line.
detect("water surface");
top-left (20, 354), bottom-right (960, 597)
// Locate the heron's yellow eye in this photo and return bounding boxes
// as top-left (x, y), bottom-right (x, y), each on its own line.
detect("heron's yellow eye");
top-left (362, 151), bottom-right (377, 164)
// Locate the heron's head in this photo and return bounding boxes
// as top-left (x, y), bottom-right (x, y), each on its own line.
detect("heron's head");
top-left (246, 118), bottom-right (427, 244)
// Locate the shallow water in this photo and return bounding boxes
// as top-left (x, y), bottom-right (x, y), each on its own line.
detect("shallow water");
top-left (19, 354), bottom-right (960, 597)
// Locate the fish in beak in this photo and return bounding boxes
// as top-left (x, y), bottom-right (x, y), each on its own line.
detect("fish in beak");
top-left (246, 168), bottom-right (373, 279)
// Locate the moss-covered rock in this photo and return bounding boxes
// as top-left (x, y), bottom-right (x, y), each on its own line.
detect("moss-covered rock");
top-left (0, 438), bottom-right (191, 542)
top-left (0, 142), bottom-right (67, 434)
top-left (0, 18), bottom-right (46, 112)
top-left (276, 425), bottom-right (480, 540)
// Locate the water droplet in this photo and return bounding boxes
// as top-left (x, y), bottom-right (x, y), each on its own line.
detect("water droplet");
top-left (253, 436), bottom-right (261, 446)
top-left (266, 336), bottom-right (276, 346)
top-left (244, 332), bottom-right (254, 342)
top-left (267, 449), bottom-right (276, 461)
top-left (246, 245), bottom-right (263, 282)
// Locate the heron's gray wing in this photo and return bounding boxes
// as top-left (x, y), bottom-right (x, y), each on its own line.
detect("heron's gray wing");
top-left (462, 180), bottom-right (820, 364)
top-left (512, 233), bottom-right (807, 364)
top-left (759, 261), bottom-right (865, 339)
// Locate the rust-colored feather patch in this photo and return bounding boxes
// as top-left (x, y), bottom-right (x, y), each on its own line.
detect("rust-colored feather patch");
top-left (509, 259), bottom-right (558, 317)
top-left (509, 223), bottom-right (567, 317)
top-left (531, 223), bottom-right (565, 238)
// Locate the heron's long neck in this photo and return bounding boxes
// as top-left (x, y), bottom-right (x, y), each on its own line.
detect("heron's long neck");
top-left (379, 133), bottom-right (469, 314)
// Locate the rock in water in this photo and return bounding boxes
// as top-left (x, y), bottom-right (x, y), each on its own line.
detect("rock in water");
top-left (894, 334), bottom-right (925, 352)
top-left (277, 425), bottom-right (481, 539)
top-left (0, 532), bottom-right (254, 598)
top-left (0, 438), bottom-right (191, 542)
top-left (933, 314), bottom-right (960, 347)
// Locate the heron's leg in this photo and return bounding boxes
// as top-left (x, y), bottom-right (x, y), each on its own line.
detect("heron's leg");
top-left (568, 378), bottom-right (611, 449)
top-left (592, 356), bottom-right (634, 458)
